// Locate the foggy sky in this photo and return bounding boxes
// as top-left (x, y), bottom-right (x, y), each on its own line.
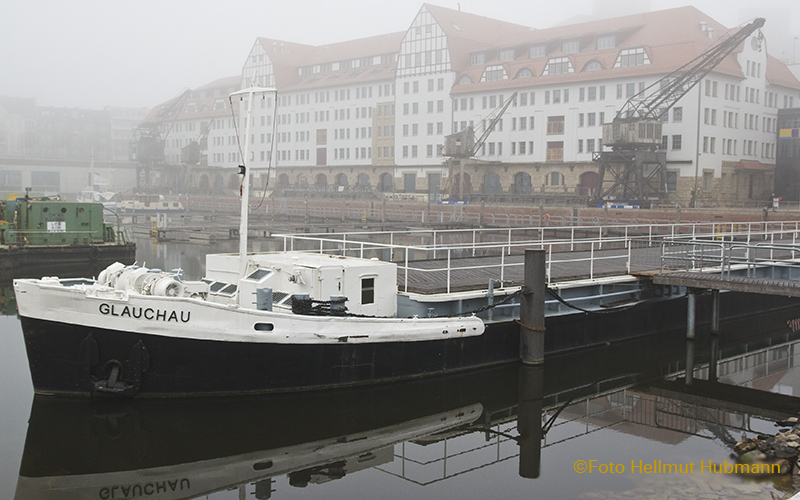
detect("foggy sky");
top-left (2, 0), bottom-right (799, 110)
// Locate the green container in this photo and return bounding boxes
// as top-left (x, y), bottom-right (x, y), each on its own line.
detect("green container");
top-left (12, 200), bottom-right (108, 246)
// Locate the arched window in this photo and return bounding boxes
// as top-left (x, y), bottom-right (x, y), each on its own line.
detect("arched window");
top-left (546, 172), bottom-right (563, 186)
top-left (457, 75), bottom-right (472, 85)
top-left (516, 68), bottom-right (534, 78)
top-left (512, 172), bottom-right (531, 194)
top-left (583, 60), bottom-right (603, 72)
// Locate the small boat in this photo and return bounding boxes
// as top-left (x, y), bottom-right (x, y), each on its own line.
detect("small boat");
top-left (117, 195), bottom-right (184, 214)
top-left (76, 154), bottom-right (118, 210)
top-left (75, 189), bottom-right (118, 210)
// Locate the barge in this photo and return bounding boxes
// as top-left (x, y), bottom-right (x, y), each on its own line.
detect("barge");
top-left (0, 195), bottom-right (135, 279)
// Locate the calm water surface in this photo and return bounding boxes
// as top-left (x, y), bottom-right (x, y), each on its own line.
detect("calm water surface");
top-left (3, 237), bottom-right (800, 499)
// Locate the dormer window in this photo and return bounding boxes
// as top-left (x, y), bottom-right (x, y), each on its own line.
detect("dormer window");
top-left (583, 60), bottom-right (603, 71)
top-left (482, 65), bottom-right (508, 82)
top-left (543, 57), bottom-right (573, 75)
top-left (562, 40), bottom-right (580, 53)
top-left (597, 35), bottom-right (616, 49)
top-left (470, 53), bottom-right (485, 65)
top-left (529, 45), bottom-right (546, 58)
top-left (614, 47), bottom-right (650, 68)
top-left (516, 68), bottom-right (534, 78)
top-left (499, 49), bottom-right (515, 61)
top-left (458, 75), bottom-right (473, 85)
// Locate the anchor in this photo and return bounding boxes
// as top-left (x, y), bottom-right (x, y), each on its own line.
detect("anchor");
top-left (79, 334), bottom-right (149, 396)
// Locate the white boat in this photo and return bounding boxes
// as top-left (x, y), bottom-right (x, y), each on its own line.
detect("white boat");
top-left (13, 85), bottom-right (488, 397)
top-left (76, 154), bottom-right (117, 210)
top-left (76, 189), bottom-right (117, 210)
top-left (117, 195), bottom-right (184, 214)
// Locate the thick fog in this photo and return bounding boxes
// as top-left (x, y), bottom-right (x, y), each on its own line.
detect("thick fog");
top-left (2, 0), bottom-right (799, 109)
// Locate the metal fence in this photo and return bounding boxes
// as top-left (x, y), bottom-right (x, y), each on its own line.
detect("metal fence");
top-left (275, 222), bottom-right (800, 292)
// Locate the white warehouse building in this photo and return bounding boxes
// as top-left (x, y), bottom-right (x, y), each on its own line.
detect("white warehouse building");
top-left (154, 3), bottom-right (800, 206)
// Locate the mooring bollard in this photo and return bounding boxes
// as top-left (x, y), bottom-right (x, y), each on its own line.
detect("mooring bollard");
top-left (520, 249), bottom-right (546, 365)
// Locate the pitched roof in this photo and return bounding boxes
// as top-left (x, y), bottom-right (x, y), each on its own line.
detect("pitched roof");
top-left (422, 3), bottom-right (533, 71)
top-left (254, 33), bottom-right (405, 92)
top-left (447, 5), bottom-right (800, 93)
top-left (143, 76), bottom-right (241, 124)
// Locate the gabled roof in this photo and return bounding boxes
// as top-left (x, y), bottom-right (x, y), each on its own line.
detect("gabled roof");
top-left (143, 76), bottom-right (241, 124)
top-left (448, 5), bottom-right (800, 93)
top-left (423, 3), bottom-right (533, 71)
top-left (766, 55), bottom-right (800, 89)
top-left (254, 33), bottom-right (405, 92)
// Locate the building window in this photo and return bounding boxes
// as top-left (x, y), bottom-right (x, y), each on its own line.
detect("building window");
top-left (672, 135), bottom-right (682, 150)
top-left (516, 68), bottom-right (534, 78)
top-left (546, 141), bottom-right (564, 161)
top-left (673, 107), bottom-right (682, 122)
top-left (667, 171), bottom-right (677, 191)
top-left (562, 40), bottom-right (580, 53)
top-left (529, 45), bottom-right (546, 58)
top-left (499, 49), bottom-right (515, 61)
top-left (597, 35), bottom-right (616, 49)
top-left (614, 48), bottom-right (649, 68)
top-left (547, 116), bottom-right (565, 135)
top-left (544, 57), bottom-right (573, 75)
top-left (482, 65), bottom-right (507, 82)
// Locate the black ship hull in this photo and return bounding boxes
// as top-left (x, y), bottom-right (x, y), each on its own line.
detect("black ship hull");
top-left (19, 290), bottom-right (800, 398)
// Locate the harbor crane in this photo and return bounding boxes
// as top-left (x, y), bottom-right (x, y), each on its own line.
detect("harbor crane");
top-left (129, 89), bottom-right (191, 189)
top-left (593, 17), bottom-right (765, 207)
top-left (443, 92), bottom-right (517, 201)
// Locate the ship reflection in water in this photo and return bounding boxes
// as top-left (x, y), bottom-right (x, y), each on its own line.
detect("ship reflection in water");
top-left (14, 308), bottom-right (800, 500)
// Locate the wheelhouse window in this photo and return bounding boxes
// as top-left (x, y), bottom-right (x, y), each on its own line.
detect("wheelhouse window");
top-left (361, 277), bottom-right (375, 305)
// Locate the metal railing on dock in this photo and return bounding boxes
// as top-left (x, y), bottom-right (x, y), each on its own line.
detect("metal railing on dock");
top-left (276, 222), bottom-right (800, 294)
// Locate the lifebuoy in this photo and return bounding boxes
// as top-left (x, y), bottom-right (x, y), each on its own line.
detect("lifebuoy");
top-left (543, 213), bottom-right (550, 222)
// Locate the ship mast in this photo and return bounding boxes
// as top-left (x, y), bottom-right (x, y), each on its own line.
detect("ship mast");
top-left (229, 84), bottom-right (277, 280)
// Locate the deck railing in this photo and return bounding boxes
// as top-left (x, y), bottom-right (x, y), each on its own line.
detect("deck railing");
top-left (275, 222), bottom-right (800, 293)
top-left (658, 238), bottom-right (800, 279)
